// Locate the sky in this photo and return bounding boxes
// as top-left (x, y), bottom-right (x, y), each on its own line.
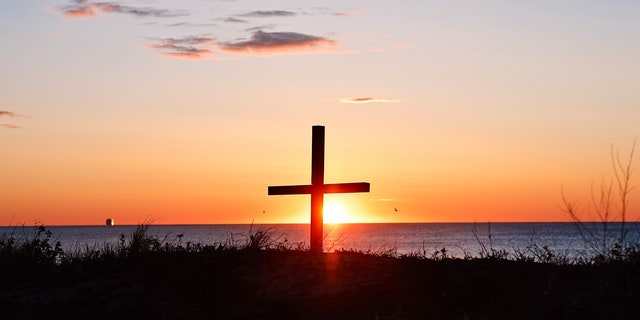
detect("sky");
top-left (1, 0), bottom-right (640, 226)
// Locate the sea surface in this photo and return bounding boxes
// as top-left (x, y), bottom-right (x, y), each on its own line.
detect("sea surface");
top-left (2, 222), bottom-right (639, 259)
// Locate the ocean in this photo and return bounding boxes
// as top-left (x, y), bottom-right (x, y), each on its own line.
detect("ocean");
top-left (2, 222), bottom-right (639, 259)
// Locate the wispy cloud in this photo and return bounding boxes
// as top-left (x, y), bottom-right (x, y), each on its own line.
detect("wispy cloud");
top-left (148, 36), bottom-right (216, 60)
top-left (309, 7), bottom-right (369, 17)
top-left (167, 22), bottom-right (217, 28)
top-left (334, 8), bottom-right (370, 17)
top-left (245, 24), bottom-right (277, 32)
top-left (222, 17), bottom-right (249, 23)
top-left (339, 97), bottom-right (400, 104)
top-left (60, 2), bottom-right (357, 60)
top-left (149, 30), bottom-right (346, 59)
top-left (238, 10), bottom-right (296, 18)
top-left (59, 0), bottom-right (94, 17)
top-left (0, 110), bottom-right (25, 118)
top-left (58, 0), bottom-right (188, 19)
top-left (219, 30), bottom-right (340, 55)
top-left (1, 110), bottom-right (26, 129)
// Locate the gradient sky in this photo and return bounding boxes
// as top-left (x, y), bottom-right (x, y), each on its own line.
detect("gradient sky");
top-left (2, 0), bottom-right (640, 225)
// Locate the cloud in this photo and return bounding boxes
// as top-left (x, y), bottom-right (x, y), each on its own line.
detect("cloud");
top-left (218, 30), bottom-right (340, 55)
top-left (1, 111), bottom-right (26, 129)
top-left (238, 10), bottom-right (296, 18)
top-left (167, 22), bottom-right (217, 28)
top-left (59, 2), bottom-right (356, 60)
top-left (148, 36), bottom-right (217, 60)
top-left (334, 8), bottom-right (370, 17)
top-left (339, 97), bottom-right (400, 104)
top-left (149, 30), bottom-right (348, 60)
top-left (59, 0), bottom-right (95, 17)
top-left (222, 17), bottom-right (248, 23)
top-left (245, 24), bottom-right (277, 32)
top-left (0, 110), bottom-right (23, 118)
top-left (58, 0), bottom-right (188, 19)
top-left (309, 7), bottom-right (369, 17)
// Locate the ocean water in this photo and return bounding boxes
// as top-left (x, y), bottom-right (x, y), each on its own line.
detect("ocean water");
top-left (2, 222), bottom-right (639, 259)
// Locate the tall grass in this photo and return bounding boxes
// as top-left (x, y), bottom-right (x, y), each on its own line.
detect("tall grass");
top-left (58, 222), bottom-right (294, 263)
top-left (3, 220), bottom-right (640, 267)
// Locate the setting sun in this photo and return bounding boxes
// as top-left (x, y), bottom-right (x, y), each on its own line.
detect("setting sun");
top-left (324, 201), bottom-right (356, 224)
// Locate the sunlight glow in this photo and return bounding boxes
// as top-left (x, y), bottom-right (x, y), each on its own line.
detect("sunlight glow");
top-left (324, 201), bottom-right (357, 224)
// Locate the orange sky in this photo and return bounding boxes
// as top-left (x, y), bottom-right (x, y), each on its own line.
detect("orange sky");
top-left (1, 1), bottom-right (640, 225)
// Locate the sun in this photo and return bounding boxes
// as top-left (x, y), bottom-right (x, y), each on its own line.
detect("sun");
top-left (323, 201), bottom-right (354, 224)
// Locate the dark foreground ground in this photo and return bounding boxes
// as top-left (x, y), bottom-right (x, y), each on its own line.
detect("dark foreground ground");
top-left (1, 250), bottom-right (639, 320)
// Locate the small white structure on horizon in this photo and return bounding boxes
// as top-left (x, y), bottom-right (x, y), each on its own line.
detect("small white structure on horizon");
top-left (106, 218), bottom-right (114, 226)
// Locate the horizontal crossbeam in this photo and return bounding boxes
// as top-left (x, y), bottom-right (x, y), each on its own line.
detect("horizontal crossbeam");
top-left (268, 185), bottom-right (312, 195)
top-left (268, 182), bottom-right (370, 195)
top-left (324, 182), bottom-right (370, 194)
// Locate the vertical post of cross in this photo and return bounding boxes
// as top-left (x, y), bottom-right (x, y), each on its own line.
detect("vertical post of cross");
top-left (310, 125), bottom-right (325, 253)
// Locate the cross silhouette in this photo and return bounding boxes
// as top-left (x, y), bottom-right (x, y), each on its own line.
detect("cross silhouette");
top-left (268, 126), bottom-right (370, 253)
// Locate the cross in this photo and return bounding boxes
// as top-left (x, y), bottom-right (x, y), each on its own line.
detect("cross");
top-left (268, 125), bottom-right (370, 253)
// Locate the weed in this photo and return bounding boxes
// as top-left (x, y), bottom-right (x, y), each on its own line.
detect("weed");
top-left (472, 222), bottom-right (509, 260)
top-left (431, 247), bottom-right (450, 260)
top-left (562, 140), bottom-right (638, 262)
top-left (241, 223), bottom-right (285, 251)
top-left (0, 225), bottom-right (64, 266)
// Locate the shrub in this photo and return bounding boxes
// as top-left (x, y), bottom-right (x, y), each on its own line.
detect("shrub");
top-left (0, 225), bottom-right (64, 266)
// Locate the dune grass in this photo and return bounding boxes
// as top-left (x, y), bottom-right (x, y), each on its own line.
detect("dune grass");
top-left (3, 221), bottom-right (640, 268)
top-left (2, 223), bottom-right (639, 320)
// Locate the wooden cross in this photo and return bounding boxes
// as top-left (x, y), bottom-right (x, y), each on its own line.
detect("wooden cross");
top-left (268, 126), bottom-right (370, 253)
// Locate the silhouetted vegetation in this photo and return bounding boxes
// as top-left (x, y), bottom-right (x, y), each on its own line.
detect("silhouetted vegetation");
top-left (0, 225), bottom-right (63, 268)
top-left (2, 221), bottom-right (640, 319)
top-left (2, 220), bottom-right (640, 266)
top-left (561, 140), bottom-right (640, 264)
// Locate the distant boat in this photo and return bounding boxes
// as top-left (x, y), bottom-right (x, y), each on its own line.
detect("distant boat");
top-left (106, 218), bottom-right (114, 226)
